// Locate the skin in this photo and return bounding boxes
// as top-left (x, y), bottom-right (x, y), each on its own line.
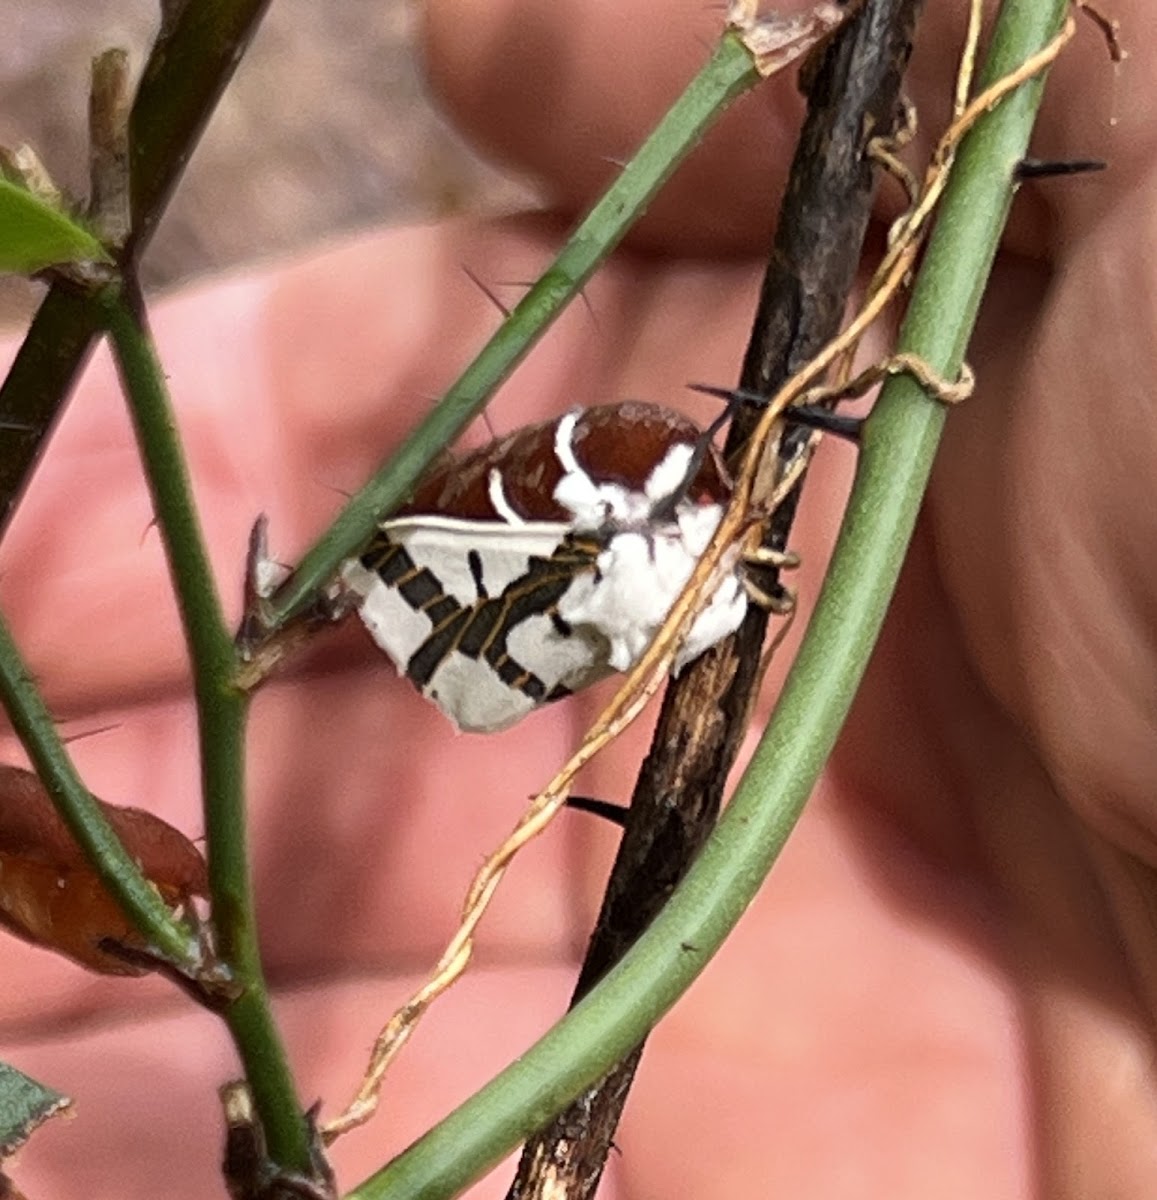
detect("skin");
top-left (2, 0), bottom-right (1155, 1195)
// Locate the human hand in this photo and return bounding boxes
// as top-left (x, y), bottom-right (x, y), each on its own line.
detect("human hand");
top-left (1, 1), bottom-right (1153, 1197)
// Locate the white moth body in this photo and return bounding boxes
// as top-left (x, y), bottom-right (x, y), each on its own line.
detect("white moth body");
top-left (340, 403), bottom-right (747, 732)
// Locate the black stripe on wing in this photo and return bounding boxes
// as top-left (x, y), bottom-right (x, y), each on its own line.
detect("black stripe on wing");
top-left (360, 532), bottom-right (600, 706)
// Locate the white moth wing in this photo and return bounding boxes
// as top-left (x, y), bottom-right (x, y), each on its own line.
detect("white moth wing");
top-left (377, 516), bottom-right (572, 600)
top-left (506, 613), bottom-right (610, 694)
top-left (424, 652), bottom-right (539, 733)
top-left (341, 556), bottom-right (431, 673)
top-left (344, 516), bottom-right (614, 732)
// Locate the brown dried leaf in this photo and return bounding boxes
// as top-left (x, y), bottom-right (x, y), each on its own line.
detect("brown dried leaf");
top-left (0, 1172), bottom-right (28, 1200)
top-left (0, 765), bottom-right (206, 974)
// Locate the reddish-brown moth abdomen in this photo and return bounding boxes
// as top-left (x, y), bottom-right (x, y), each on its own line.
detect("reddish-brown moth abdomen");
top-left (401, 402), bottom-right (731, 523)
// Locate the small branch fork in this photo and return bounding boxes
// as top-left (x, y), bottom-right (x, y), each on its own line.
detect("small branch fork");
top-left (0, 1), bottom-right (276, 534)
top-left (320, 4), bottom-right (1079, 1143)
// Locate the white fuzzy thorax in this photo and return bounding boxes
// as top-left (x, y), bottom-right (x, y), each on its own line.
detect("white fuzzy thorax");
top-left (552, 411), bottom-right (746, 672)
top-left (555, 506), bottom-right (745, 673)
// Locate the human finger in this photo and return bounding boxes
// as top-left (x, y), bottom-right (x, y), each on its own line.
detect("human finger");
top-left (423, 0), bottom-right (1138, 260)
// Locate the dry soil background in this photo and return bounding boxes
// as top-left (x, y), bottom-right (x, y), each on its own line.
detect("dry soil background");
top-left (1, 0), bottom-right (533, 323)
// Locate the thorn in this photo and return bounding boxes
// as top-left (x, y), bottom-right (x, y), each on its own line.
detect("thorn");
top-left (566, 795), bottom-right (629, 828)
top-left (1014, 157), bottom-right (1107, 181)
top-left (687, 381), bottom-right (767, 413)
top-left (59, 723), bottom-right (121, 744)
top-left (244, 514), bottom-right (285, 602)
top-left (312, 478), bottom-right (354, 500)
top-left (461, 264), bottom-right (510, 317)
top-left (782, 404), bottom-right (863, 443)
top-left (496, 278), bottom-right (599, 329)
top-left (1077, 1), bottom-right (1124, 63)
top-left (238, 515), bottom-right (289, 653)
top-left (576, 283), bottom-right (598, 328)
top-left (687, 384), bottom-right (864, 444)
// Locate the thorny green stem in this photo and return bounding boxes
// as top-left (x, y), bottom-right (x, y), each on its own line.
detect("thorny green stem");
top-left (99, 282), bottom-right (311, 1173)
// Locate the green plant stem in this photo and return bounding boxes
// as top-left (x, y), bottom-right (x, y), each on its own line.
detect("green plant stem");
top-left (0, 608), bottom-right (200, 968)
top-left (98, 282), bottom-right (310, 1173)
top-left (260, 32), bottom-right (762, 632)
top-left (0, 0), bottom-right (273, 535)
top-left (348, 1), bottom-right (1067, 1196)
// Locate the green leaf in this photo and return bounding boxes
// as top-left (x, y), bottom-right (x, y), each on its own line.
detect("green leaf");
top-left (0, 179), bottom-right (110, 275)
top-left (0, 1061), bottom-right (71, 1158)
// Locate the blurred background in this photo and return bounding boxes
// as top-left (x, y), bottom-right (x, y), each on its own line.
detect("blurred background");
top-left (0, 0), bottom-right (537, 324)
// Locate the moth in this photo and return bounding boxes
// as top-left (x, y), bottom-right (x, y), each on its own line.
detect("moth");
top-left (340, 402), bottom-right (750, 733)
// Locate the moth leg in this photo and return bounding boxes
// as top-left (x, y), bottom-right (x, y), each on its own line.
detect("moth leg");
top-left (740, 543), bottom-right (798, 615)
top-left (744, 545), bottom-right (799, 570)
top-left (755, 593), bottom-right (800, 687)
top-left (744, 575), bottom-right (796, 616)
top-left (314, 578), bottom-right (361, 624)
